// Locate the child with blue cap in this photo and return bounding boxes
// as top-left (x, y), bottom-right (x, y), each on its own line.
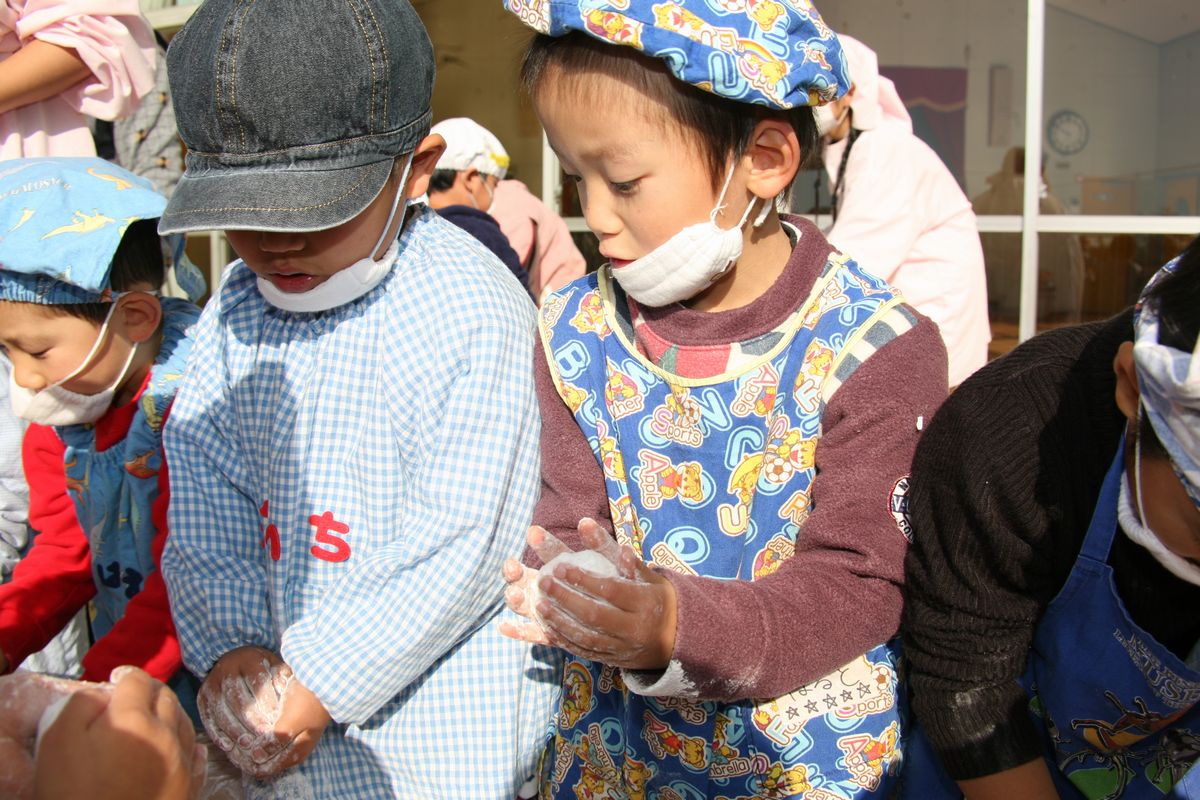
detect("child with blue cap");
top-left (0, 157), bottom-right (199, 696)
top-left (499, 1), bottom-right (948, 796)
top-left (157, 0), bottom-right (557, 797)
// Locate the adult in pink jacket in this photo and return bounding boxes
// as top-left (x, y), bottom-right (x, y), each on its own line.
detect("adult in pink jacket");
top-left (0, 1), bottom-right (156, 158)
top-left (820, 33), bottom-right (989, 387)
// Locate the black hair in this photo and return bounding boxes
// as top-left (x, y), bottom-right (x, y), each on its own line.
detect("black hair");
top-left (1141, 235), bottom-right (1200, 352)
top-left (521, 31), bottom-right (819, 192)
top-left (428, 168), bottom-right (458, 194)
top-left (1136, 234), bottom-right (1200, 458)
top-left (49, 219), bottom-right (165, 324)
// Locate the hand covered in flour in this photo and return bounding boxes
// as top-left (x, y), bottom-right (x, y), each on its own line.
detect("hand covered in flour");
top-left (0, 672), bottom-right (96, 800)
top-left (499, 518), bottom-right (679, 670)
top-left (34, 666), bottom-right (206, 800)
top-left (198, 646), bottom-right (330, 780)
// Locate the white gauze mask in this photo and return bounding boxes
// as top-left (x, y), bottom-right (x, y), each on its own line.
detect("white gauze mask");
top-left (9, 301), bottom-right (139, 427)
top-left (256, 153), bottom-right (415, 314)
top-left (611, 164), bottom-right (770, 308)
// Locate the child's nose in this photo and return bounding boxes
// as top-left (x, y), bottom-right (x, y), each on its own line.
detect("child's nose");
top-left (13, 366), bottom-right (46, 392)
top-left (581, 191), bottom-right (619, 239)
top-left (257, 231), bottom-right (305, 253)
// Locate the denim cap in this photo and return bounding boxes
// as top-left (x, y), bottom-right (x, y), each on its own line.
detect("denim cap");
top-left (0, 158), bottom-right (165, 305)
top-left (432, 118), bottom-right (510, 179)
top-left (503, 0), bottom-right (850, 109)
top-left (159, 0), bottom-right (434, 234)
top-left (1133, 255), bottom-right (1200, 509)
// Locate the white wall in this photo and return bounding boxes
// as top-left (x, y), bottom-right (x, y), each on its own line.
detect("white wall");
top-left (1043, 7), bottom-right (1160, 213)
top-left (1157, 30), bottom-right (1200, 174)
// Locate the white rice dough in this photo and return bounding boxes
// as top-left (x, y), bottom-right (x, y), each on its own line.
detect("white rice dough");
top-left (530, 550), bottom-right (620, 630)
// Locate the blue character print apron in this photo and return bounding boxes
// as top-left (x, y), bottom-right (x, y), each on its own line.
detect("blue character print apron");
top-left (903, 444), bottom-right (1200, 799)
top-left (57, 299), bottom-right (200, 709)
top-left (539, 253), bottom-right (916, 799)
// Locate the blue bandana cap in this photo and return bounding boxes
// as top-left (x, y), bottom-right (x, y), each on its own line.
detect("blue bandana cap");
top-left (1133, 255), bottom-right (1200, 509)
top-left (0, 158), bottom-right (166, 305)
top-left (503, 0), bottom-right (850, 109)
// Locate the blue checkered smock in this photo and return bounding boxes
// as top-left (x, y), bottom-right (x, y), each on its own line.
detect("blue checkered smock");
top-left (162, 206), bottom-right (560, 799)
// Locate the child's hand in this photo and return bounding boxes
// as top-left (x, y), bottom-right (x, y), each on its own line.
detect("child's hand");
top-left (500, 519), bottom-right (679, 671)
top-left (198, 646), bottom-right (300, 779)
top-left (0, 672), bottom-right (96, 800)
top-left (266, 678), bottom-right (331, 777)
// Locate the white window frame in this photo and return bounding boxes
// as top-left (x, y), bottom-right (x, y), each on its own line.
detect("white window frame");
top-left (540, 0), bottom-right (1200, 344)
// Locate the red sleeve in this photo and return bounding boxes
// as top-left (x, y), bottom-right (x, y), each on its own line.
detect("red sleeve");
top-left (663, 319), bottom-right (948, 700)
top-left (80, 415), bottom-right (181, 683)
top-left (527, 348), bottom-right (613, 567)
top-left (0, 425), bottom-right (95, 672)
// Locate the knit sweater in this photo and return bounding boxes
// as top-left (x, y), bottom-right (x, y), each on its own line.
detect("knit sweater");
top-left (902, 309), bottom-right (1200, 780)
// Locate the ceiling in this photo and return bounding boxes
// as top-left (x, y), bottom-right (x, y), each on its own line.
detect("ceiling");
top-left (1049, 0), bottom-right (1200, 45)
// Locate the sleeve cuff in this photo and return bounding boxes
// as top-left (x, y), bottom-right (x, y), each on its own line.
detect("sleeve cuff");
top-left (622, 659), bottom-right (699, 699)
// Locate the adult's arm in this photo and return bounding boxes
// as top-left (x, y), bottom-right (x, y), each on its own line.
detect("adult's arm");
top-left (13, 2), bottom-right (156, 120)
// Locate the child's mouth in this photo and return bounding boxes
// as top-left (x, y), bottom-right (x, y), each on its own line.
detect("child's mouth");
top-left (266, 272), bottom-right (319, 293)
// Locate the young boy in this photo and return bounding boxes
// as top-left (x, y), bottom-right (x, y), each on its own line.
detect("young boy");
top-left (158, 0), bottom-right (557, 797)
top-left (0, 157), bottom-right (198, 692)
top-left (498, 3), bottom-right (947, 797)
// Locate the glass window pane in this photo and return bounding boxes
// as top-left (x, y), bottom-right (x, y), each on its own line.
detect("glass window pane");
top-left (793, 0), bottom-right (1027, 211)
top-left (1034, 233), bottom-right (1195, 335)
top-left (1045, 2), bottom-right (1200, 215)
top-left (980, 232), bottom-right (1021, 359)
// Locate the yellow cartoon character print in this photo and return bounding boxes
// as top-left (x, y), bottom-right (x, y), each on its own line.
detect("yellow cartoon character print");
top-left (758, 761), bottom-right (812, 795)
top-left (560, 662), bottom-right (596, 729)
top-left (604, 363), bottom-right (645, 419)
top-left (839, 721), bottom-right (901, 791)
top-left (570, 289), bottom-right (608, 336)
top-left (643, 711), bottom-right (708, 771)
top-left (583, 8), bottom-right (644, 47)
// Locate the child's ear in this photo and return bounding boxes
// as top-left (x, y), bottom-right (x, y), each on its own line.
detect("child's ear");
top-left (115, 292), bottom-right (162, 344)
top-left (403, 133), bottom-right (447, 199)
top-left (743, 118), bottom-right (801, 201)
top-left (1113, 341), bottom-right (1140, 422)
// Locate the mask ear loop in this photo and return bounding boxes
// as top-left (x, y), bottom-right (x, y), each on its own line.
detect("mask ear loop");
top-left (371, 151), bottom-right (417, 259)
top-left (1135, 402), bottom-right (1150, 529)
top-left (52, 300), bottom-right (124, 389)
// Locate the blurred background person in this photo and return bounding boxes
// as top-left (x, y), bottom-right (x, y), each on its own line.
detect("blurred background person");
top-left (0, 1), bottom-right (156, 158)
top-left (973, 146), bottom-right (1085, 327)
top-left (427, 117), bottom-right (530, 293)
top-left (819, 33), bottom-right (989, 387)
top-left (429, 116), bottom-right (586, 304)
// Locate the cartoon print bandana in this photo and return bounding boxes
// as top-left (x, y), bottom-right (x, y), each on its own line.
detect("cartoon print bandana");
top-left (0, 157), bottom-right (165, 305)
top-left (503, 0), bottom-right (851, 109)
top-left (1133, 255), bottom-right (1200, 510)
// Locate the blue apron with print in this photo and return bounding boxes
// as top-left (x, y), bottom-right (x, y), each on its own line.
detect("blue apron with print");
top-left (539, 255), bottom-right (916, 799)
top-left (56, 299), bottom-right (199, 700)
top-left (902, 445), bottom-right (1200, 799)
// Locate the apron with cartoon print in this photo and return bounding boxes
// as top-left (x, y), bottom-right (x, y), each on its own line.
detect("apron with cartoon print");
top-left (903, 444), bottom-right (1200, 799)
top-left (539, 255), bottom-right (916, 799)
top-left (56, 300), bottom-right (197, 646)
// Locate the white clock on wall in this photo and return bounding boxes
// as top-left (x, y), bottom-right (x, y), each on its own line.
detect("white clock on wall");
top-left (1047, 109), bottom-right (1089, 156)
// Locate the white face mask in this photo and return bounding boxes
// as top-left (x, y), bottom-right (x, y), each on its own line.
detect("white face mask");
top-left (257, 153), bottom-right (415, 314)
top-left (1116, 413), bottom-right (1200, 587)
top-left (611, 165), bottom-right (770, 308)
top-left (9, 303), bottom-right (139, 427)
top-left (814, 103), bottom-right (849, 138)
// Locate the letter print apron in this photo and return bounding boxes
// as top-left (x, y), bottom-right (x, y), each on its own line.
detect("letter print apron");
top-left (903, 444), bottom-right (1200, 799)
top-left (538, 254), bottom-right (917, 799)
